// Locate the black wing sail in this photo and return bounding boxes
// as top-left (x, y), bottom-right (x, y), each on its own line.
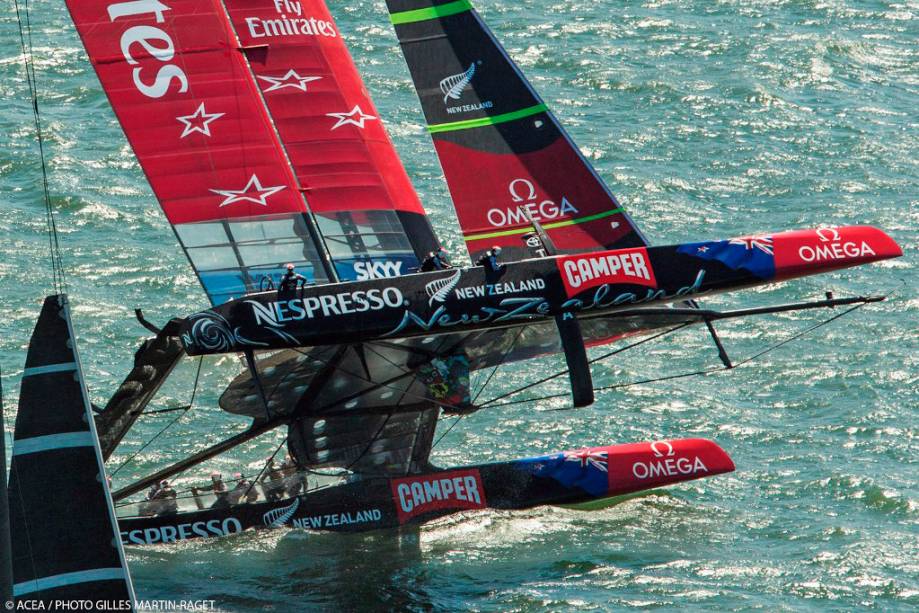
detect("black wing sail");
top-left (386, 0), bottom-right (648, 262)
top-left (8, 295), bottom-right (135, 606)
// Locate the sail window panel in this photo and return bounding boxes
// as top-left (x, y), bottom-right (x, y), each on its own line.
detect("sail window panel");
top-left (237, 241), bottom-right (319, 267)
top-left (249, 263), bottom-right (322, 285)
top-left (198, 270), bottom-right (248, 304)
top-left (353, 210), bottom-right (404, 234)
top-left (322, 236), bottom-right (364, 259)
top-left (186, 246), bottom-right (240, 271)
top-left (316, 211), bottom-right (415, 257)
top-left (361, 233), bottom-right (414, 255)
top-left (228, 216), bottom-right (309, 244)
top-left (175, 223), bottom-right (231, 248)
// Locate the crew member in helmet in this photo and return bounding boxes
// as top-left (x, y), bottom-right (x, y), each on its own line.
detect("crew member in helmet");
top-left (420, 247), bottom-right (452, 272)
top-left (153, 479), bottom-right (178, 515)
top-left (261, 459), bottom-right (286, 502)
top-left (278, 263), bottom-right (307, 296)
top-left (476, 245), bottom-right (504, 272)
top-left (140, 481), bottom-right (162, 516)
top-left (193, 471), bottom-right (230, 509)
top-left (228, 473), bottom-right (258, 505)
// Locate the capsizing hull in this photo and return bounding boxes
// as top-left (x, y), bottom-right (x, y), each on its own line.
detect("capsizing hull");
top-left (116, 438), bottom-right (733, 546)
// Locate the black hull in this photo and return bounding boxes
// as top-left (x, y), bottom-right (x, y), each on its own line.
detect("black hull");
top-left (179, 227), bottom-right (900, 356)
top-left (117, 438), bottom-right (734, 545)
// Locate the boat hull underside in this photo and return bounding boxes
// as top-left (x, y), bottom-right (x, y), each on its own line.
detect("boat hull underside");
top-left (220, 310), bottom-right (704, 420)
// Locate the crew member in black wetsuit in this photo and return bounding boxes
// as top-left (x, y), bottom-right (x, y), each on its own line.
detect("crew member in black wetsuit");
top-left (476, 246), bottom-right (504, 272)
top-left (278, 263), bottom-right (307, 297)
top-left (420, 247), bottom-right (452, 272)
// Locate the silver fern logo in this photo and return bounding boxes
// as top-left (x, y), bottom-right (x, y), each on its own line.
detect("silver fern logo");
top-left (262, 497), bottom-right (301, 528)
top-left (425, 269), bottom-right (462, 305)
top-left (440, 63), bottom-right (476, 103)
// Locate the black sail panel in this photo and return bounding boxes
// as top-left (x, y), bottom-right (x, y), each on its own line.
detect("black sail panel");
top-left (386, 0), bottom-right (647, 262)
top-left (8, 295), bottom-right (134, 605)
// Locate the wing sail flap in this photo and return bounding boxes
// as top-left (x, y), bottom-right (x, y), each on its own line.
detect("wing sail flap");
top-left (222, 0), bottom-right (440, 280)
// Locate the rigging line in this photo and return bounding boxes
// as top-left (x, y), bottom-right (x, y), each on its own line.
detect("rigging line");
top-left (730, 300), bottom-right (869, 368)
top-left (289, 346), bottom-right (475, 414)
top-left (140, 405), bottom-right (192, 416)
top-left (13, 0), bottom-right (65, 293)
top-left (110, 357), bottom-right (203, 478)
top-left (488, 300), bottom-right (874, 410)
top-left (477, 323), bottom-right (692, 408)
top-left (485, 366), bottom-right (727, 410)
top-left (240, 433), bottom-right (289, 502)
top-left (430, 411), bottom-right (465, 451)
top-left (472, 325), bottom-right (526, 404)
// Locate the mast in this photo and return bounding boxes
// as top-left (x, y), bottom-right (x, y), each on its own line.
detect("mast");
top-left (0, 368), bottom-right (12, 604)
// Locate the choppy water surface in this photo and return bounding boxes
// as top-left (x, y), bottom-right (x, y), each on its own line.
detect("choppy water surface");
top-left (1, 0), bottom-right (916, 610)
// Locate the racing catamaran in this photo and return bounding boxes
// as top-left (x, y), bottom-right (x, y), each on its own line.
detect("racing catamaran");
top-left (7, 0), bottom-right (901, 548)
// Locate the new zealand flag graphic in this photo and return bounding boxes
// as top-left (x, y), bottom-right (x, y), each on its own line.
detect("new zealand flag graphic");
top-left (677, 235), bottom-right (776, 279)
top-left (515, 449), bottom-right (610, 496)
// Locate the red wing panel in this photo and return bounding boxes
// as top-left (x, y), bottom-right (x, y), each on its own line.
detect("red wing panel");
top-left (435, 137), bottom-right (637, 257)
top-left (386, 1), bottom-right (648, 262)
top-left (223, 0), bottom-right (425, 216)
top-left (65, 0), bottom-right (304, 224)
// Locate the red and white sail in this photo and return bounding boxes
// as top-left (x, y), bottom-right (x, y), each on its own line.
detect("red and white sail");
top-left (65, 0), bottom-right (438, 304)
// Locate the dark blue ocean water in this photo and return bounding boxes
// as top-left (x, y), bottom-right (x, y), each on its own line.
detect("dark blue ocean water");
top-left (1, 0), bottom-right (916, 610)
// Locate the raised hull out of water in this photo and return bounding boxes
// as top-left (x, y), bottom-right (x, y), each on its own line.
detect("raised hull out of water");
top-left (180, 225), bottom-right (901, 355)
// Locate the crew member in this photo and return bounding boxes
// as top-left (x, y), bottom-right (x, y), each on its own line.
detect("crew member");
top-left (261, 459), bottom-right (286, 502)
top-left (191, 471), bottom-right (228, 509)
top-left (152, 479), bottom-right (178, 515)
top-left (140, 482), bottom-right (162, 516)
top-left (281, 455), bottom-right (308, 497)
top-left (228, 473), bottom-right (258, 505)
top-left (278, 263), bottom-right (307, 295)
top-left (420, 247), bottom-right (452, 272)
top-left (476, 245), bottom-right (504, 272)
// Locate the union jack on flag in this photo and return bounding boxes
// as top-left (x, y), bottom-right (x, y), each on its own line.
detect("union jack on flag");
top-left (728, 235), bottom-right (774, 255)
top-left (564, 449), bottom-right (608, 472)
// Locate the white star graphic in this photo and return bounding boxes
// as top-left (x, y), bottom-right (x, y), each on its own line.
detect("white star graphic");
top-left (209, 175), bottom-right (286, 207)
top-left (176, 102), bottom-right (225, 138)
top-left (327, 105), bottom-right (377, 130)
top-left (257, 70), bottom-right (322, 93)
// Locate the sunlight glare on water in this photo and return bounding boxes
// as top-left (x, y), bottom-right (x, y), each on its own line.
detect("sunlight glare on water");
top-left (0, 0), bottom-right (916, 610)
